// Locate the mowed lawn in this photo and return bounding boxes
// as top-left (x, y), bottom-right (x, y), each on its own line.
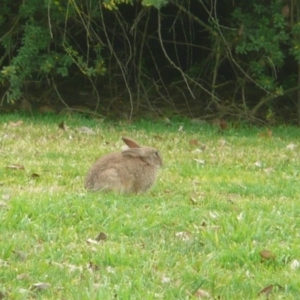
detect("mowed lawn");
top-left (1, 114), bottom-right (300, 299)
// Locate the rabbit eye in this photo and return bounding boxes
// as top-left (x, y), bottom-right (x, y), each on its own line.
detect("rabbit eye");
top-left (154, 151), bottom-right (159, 156)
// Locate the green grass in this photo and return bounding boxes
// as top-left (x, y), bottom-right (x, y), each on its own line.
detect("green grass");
top-left (1, 114), bottom-right (300, 299)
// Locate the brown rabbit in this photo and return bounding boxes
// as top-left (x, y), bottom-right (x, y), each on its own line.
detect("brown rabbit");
top-left (84, 137), bottom-right (163, 193)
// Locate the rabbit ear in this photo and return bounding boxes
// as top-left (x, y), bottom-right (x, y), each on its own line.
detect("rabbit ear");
top-left (122, 148), bottom-right (144, 158)
top-left (122, 137), bottom-right (140, 148)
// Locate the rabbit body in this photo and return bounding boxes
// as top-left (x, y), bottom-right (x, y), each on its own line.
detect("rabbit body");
top-left (84, 138), bottom-right (162, 193)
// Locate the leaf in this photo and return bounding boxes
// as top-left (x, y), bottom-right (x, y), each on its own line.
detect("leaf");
top-left (189, 139), bottom-right (199, 146)
top-left (17, 273), bottom-right (31, 280)
top-left (86, 238), bottom-right (99, 245)
top-left (254, 161), bottom-right (262, 168)
top-left (13, 250), bottom-right (27, 261)
top-left (31, 282), bottom-right (51, 291)
top-left (58, 121), bottom-right (66, 131)
top-left (77, 126), bottom-right (96, 135)
top-left (258, 284), bottom-right (273, 297)
top-left (193, 159), bottom-right (205, 165)
top-left (161, 276), bottom-right (171, 284)
top-left (96, 232), bottom-right (107, 241)
top-left (258, 284), bottom-right (283, 297)
top-left (178, 125), bottom-right (184, 132)
top-left (2, 194), bottom-right (11, 201)
top-left (194, 288), bottom-right (211, 298)
top-left (286, 143), bottom-right (297, 150)
top-left (260, 249), bottom-right (276, 260)
top-left (290, 259), bottom-right (300, 270)
top-left (30, 173), bottom-right (40, 178)
top-left (175, 231), bottom-right (191, 241)
top-left (259, 128), bottom-right (272, 138)
top-left (88, 261), bottom-right (100, 271)
top-left (7, 164), bottom-right (25, 170)
top-left (9, 120), bottom-right (23, 127)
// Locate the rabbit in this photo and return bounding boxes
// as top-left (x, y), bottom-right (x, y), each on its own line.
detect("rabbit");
top-left (84, 137), bottom-right (163, 193)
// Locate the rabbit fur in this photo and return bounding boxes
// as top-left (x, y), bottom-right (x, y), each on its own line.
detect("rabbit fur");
top-left (84, 137), bottom-right (163, 193)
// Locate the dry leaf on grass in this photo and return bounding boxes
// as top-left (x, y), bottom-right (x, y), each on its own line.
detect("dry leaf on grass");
top-left (259, 249), bottom-right (276, 260)
top-left (2, 194), bottom-right (11, 201)
top-left (259, 128), bottom-right (272, 138)
top-left (258, 284), bottom-right (283, 297)
top-left (161, 276), bottom-right (171, 284)
top-left (58, 121), bottom-right (67, 131)
top-left (13, 250), bottom-right (28, 261)
top-left (194, 288), bottom-right (211, 298)
top-left (77, 126), bottom-right (96, 135)
top-left (286, 143), bottom-right (297, 150)
top-left (88, 261), bottom-right (100, 271)
top-left (0, 291), bottom-right (7, 299)
top-left (86, 238), bottom-right (99, 245)
top-left (290, 259), bottom-right (300, 270)
top-left (189, 139), bottom-right (199, 146)
top-left (96, 232), bottom-right (107, 241)
top-left (6, 164), bottom-right (25, 170)
top-left (9, 120), bottom-right (23, 127)
top-left (193, 159), bottom-right (205, 165)
top-left (0, 201), bottom-right (7, 208)
top-left (178, 125), bottom-right (184, 132)
top-left (31, 282), bottom-right (51, 291)
top-left (175, 231), bottom-right (191, 241)
top-left (17, 273), bottom-right (31, 280)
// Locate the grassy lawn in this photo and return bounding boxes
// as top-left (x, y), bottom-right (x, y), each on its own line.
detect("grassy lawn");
top-left (1, 114), bottom-right (300, 299)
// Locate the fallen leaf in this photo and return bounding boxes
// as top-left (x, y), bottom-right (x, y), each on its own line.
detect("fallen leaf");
top-left (58, 121), bottom-right (66, 131)
top-left (96, 232), bottom-right (107, 241)
top-left (219, 139), bottom-right (227, 146)
top-left (254, 161), bottom-right (262, 168)
top-left (0, 291), bottom-right (7, 299)
top-left (193, 159), bottom-right (205, 165)
top-left (30, 173), bottom-right (40, 178)
top-left (17, 273), bottom-right (31, 280)
top-left (258, 284), bottom-right (273, 297)
top-left (0, 201), bottom-right (7, 208)
top-left (31, 282), bottom-right (51, 291)
top-left (175, 231), bottom-right (191, 241)
top-left (86, 238), bottom-right (99, 245)
top-left (6, 164), bottom-right (25, 170)
top-left (178, 125), bottom-right (184, 132)
top-left (290, 259), bottom-right (300, 270)
top-left (161, 276), bottom-right (171, 284)
top-left (189, 139), bottom-right (199, 146)
top-left (9, 120), bottom-right (23, 127)
top-left (13, 250), bottom-right (27, 261)
top-left (88, 261), bottom-right (100, 271)
top-left (77, 126), bottom-right (96, 135)
top-left (263, 167), bottom-right (274, 174)
top-left (258, 284), bottom-right (283, 297)
top-left (260, 249), bottom-right (276, 260)
top-left (2, 194), bottom-right (11, 201)
top-left (194, 288), bottom-right (211, 298)
top-left (259, 128), bottom-right (272, 138)
top-left (286, 143), bottom-right (297, 150)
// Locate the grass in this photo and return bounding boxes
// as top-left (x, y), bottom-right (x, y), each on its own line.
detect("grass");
top-left (1, 113), bottom-right (300, 299)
